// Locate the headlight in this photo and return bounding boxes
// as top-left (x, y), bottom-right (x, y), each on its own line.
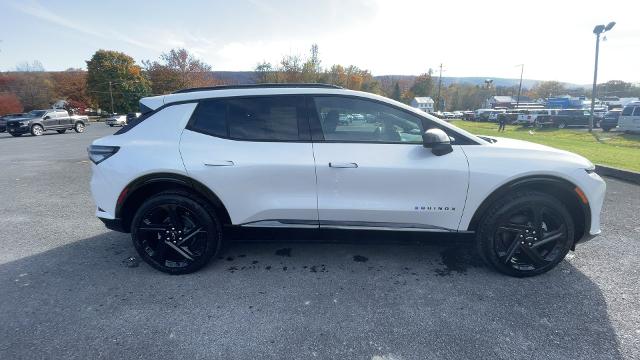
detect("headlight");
top-left (87, 145), bottom-right (119, 164)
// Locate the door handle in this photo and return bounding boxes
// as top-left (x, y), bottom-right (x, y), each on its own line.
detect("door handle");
top-left (329, 162), bottom-right (358, 168)
top-left (204, 160), bottom-right (235, 167)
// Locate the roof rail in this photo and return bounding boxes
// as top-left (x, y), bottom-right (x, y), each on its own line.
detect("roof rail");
top-left (172, 83), bottom-right (343, 94)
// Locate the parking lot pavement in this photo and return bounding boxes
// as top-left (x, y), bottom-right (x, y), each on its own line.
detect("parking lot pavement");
top-left (0, 124), bottom-right (638, 360)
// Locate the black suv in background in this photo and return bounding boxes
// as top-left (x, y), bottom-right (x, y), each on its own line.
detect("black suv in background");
top-left (600, 109), bottom-right (622, 132)
top-left (6, 109), bottom-right (87, 136)
top-left (535, 109), bottom-right (593, 128)
top-left (0, 113), bottom-right (25, 132)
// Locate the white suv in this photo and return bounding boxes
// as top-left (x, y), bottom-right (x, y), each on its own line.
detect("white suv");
top-left (89, 84), bottom-right (606, 277)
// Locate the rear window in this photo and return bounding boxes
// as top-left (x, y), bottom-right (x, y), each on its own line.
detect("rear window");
top-left (187, 96), bottom-right (305, 141)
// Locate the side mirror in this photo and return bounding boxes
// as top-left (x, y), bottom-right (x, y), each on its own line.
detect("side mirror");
top-left (43, 116), bottom-right (50, 120)
top-left (422, 128), bottom-right (453, 156)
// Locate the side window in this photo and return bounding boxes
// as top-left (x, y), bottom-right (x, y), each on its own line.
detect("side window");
top-left (621, 106), bottom-right (634, 116)
top-left (227, 96), bottom-right (303, 141)
top-left (312, 96), bottom-right (426, 143)
top-left (188, 96), bottom-right (305, 141)
top-left (190, 99), bottom-right (228, 138)
top-left (633, 107), bottom-right (640, 116)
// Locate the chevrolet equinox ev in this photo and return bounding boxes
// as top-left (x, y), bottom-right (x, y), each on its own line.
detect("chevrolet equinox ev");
top-left (89, 84), bottom-right (606, 277)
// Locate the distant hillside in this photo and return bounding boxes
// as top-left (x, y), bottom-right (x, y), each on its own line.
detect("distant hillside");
top-left (210, 71), bottom-right (583, 89)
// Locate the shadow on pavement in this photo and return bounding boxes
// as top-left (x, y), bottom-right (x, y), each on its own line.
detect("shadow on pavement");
top-left (0, 232), bottom-right (623, 359)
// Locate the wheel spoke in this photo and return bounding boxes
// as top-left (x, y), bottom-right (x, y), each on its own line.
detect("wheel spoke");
top-left (532, 206), bottom-right (544, 231)
top-left (165, 241), bottom-right (194, 261)
top-left (176, 227), bottom-right (204, 246)
top-left (165, 205), bottom-right (183, 230)
top-left (502, 237), bottom-right (521, 264)
top-left (138, 226), bottom-right (166, 232)
top-left (532, 227), bottom-right (565, 249)
top-left (519, 245), bottom-right (548, 268)
top-left (153, 239), bottom-right (167, 260)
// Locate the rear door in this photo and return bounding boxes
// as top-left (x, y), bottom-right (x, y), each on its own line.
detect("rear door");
top-left (309, 95), bottom-right (469, 231)
top-left (180, 95), bottom-right (319, 227)
top-left (57, 110), bottom-right (72, 127)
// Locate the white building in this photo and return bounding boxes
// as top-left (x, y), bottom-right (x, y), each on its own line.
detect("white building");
top-left (410, 97), bottom-right (435, 113)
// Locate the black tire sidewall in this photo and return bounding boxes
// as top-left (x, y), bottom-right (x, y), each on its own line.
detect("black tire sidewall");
top-left (130, 192), bottom-right (222, 274)
top-left (476, 191), bottom-right (574, 277)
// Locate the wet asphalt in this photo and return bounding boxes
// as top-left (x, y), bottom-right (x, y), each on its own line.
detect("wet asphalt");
top-left (0, 124), bottom-right (638, 359)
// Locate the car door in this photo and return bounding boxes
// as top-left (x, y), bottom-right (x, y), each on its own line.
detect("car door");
top-left (309, 95), bottom-right (470, 231)
top-left (42, 111), bottom-right (58, 128)
top-left (57, 110), bottom-right (71, 127)
top-left (180, 95), bottom-right (319, 227)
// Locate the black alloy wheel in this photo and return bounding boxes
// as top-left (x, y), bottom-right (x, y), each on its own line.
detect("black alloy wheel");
top-left (477, 191), bottom-right (574, 277)
top-left (131, 191), bottom-right (222, 274)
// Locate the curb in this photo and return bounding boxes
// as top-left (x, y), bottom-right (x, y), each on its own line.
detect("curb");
top-left (595, 165), bottom-right (640, 185)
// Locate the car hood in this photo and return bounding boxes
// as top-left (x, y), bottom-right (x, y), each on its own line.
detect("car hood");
top-left (6, 116), bottom-right (36, 122)
top-left (481, 135), bottom-right (594, 169)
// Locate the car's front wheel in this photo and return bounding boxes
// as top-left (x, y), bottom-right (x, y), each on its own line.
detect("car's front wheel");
top-left (131, 191), bottom-right (223, 274)
top-left (31, 124), bottom-right (44, 136)
top-left (476, 191), bottom-right (574, 277)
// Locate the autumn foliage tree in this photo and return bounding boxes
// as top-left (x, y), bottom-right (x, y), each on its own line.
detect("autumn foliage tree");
top-left (0, 92), bottom-right (23, 115)
top-left (86, 50), bottom-right (151, 113)
top-left (143, 48), bottom-right (216, 94)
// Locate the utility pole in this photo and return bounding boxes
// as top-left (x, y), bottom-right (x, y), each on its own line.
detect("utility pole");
top-left (108, 81), bottom-right (115, 115)
top-left (435, 63), bottom-right (443, 112)
top-left (589, 21), bottom-right (615, 132)
top-left (516, 64), bottom-right (524, 109)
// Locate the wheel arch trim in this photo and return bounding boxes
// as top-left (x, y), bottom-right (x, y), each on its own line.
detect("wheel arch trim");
top-left (467, 175), bottom-right (591, 244)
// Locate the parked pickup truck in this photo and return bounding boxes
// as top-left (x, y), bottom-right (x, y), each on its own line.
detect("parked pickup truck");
top-left (514, 109), bottom-right (559, 127)
top-left (5, 109), bottom-right (88, 136)
top-left (534, 109), bottom-right (594, 129)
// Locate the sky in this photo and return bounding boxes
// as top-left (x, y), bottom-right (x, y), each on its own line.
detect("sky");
top-left (0, 0), bottom-right (638, 84)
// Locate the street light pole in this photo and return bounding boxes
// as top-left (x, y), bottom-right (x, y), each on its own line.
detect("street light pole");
top-left (589, 21), bottom-right (615, 132)
top-left (516, 64), bottom-right (524, 109)
top-left (436, 63), bottom-right (443, 112)
top-left (108, 81), bottom-right (115, 115)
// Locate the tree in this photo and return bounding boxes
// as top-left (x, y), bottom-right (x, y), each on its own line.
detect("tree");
top-left (410, 72), bottom-right (433, 97)
top-left (86, 50), bottom-right (151, 113)
top-left (12, 73), bottom-right (54, 111)
top-left (143, 48), bottom-right (215, 94)
top-left (0, 92), bottom-right (23, 115)
top-left (528, 81), bottom-right (566, 99)
top-left (391, 81), bottom-right (401, 101)
top-left (51, 70), bottom-right (90, 108)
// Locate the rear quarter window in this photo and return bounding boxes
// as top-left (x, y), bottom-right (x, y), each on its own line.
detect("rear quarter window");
top-left (621, 106), bottom-right (634, 116)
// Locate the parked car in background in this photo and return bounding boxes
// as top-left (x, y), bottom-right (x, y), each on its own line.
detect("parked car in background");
top-left (106, 115), bottom-right (127, 127)
top-left (514, 109), bottom-right (560, 127)
top-left (617, 102), bottom-right (640, 133)
top-left (462, 111), bottom-right (475, 121)
top-left (5, 109), bottom-right (87, 136)
top-left (487, 109), bottom-right (506, 122)
top-left (535, 109), bottom-right (593, 129)
top-left (442, 112), bottom-right (455, 119)
top-left (0, 113), bottom-right (25, 132)
top-left (452, 111), bottom-right (464, 119)
top-left (600, 109), bottom-right (622, 132)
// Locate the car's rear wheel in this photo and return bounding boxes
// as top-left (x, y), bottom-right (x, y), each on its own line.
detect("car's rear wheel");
top-left (57, 129), bottom-right (66, 134)
top-left (74, 122), bottom-right (85, 133)
top-left (476, 191), bottom-right (574, 277)
top-left (131, 191), bottom-right (223, 274)
top-left (602, 127), bottom-right (611, 132)
top-left (109, 124), bottom-right (114, 127)
top-left (31, 124), bottom-right (44, 136)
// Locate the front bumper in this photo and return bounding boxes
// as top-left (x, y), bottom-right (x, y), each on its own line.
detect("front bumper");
top-left (6, 125), bottom-right (30, 134)
top-left (98, 217), bottom-right (127, 232)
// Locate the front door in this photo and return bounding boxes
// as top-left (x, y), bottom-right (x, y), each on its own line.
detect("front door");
top-left (309, 95), bottom-right (469, 231)
top-left (180, 95), bottom-right (318, 227)
top-left (42, 111), bottom-right (58, 128)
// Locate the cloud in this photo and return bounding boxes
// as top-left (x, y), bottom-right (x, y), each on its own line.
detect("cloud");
top-left (10, 0), bottom-right (157, 51)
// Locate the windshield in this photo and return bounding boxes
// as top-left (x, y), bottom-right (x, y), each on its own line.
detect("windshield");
top-left (27, 110), bottom-right (46, 117)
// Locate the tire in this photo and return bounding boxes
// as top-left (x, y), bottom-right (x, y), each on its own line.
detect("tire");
top-left (74, 122), bottom-right (85, 133)
top-left (57, 129), bottom-right (66, 134)
top-left (475, 191), bottom-right (574, 277)
top-left (557, 121), bottom-right (567, 129)
top-left (31, 124), bottom-right (44, 136)
top-left (10, 133), bottom-right (22, 137)
top-left (602, 127), bottom-right (611, 132)
top-left (109, 124), bottom-right (114, 127)
top-left (130, 190), bottom-right (223, 274)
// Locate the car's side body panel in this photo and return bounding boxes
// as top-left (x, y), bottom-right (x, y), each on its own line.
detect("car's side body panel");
top-left (90, 103), bottom-right (196, 219)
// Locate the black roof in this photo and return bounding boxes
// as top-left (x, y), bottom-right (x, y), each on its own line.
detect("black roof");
top-left (172, 83), bottom-right (342, 94)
